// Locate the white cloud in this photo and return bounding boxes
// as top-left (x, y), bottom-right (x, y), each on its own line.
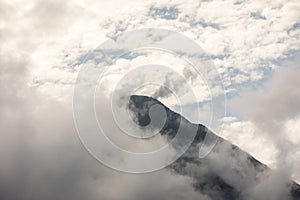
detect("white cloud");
top-left (8, 0), bottom-right (296, 104)
top-left (219, 120), bottom-right (278, 167)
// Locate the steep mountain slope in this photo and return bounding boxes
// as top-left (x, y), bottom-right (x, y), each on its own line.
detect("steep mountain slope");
top-left (129, 95), bottom-right (300, 200)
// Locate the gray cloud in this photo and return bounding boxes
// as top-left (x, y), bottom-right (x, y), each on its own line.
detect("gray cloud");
top-left (229, 54), bottom-right (300, 189)
top-left (0, 65), bottom-right (205, 200)
top-left (0, 45), bottom-right (206, 200)
top-left (231, 68), bottom-right (300, 125)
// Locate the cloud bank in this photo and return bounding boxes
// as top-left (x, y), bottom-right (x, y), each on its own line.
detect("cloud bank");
top-left (1, 0), bottom-right (300, 199)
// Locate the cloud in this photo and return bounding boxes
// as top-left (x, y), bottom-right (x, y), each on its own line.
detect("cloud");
top-left (227, 55), bottom-right (300, 184)
top-left (17, 0), bottom-right (299, 104)
top-left (231, 68), bottom-right (300, 125)
top-left (0, 51), bottom-right (208, 200)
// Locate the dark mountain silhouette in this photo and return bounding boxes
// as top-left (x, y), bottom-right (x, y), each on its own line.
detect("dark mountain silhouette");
top-left (128, 95), bottom-right (300, 200)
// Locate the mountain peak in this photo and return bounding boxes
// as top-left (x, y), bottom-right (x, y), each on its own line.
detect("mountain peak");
top-left (128, 95), bottom-right (300, 200)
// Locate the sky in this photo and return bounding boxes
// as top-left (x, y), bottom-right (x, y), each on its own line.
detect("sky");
top-left (1, 0), bottom-right (300, 199)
